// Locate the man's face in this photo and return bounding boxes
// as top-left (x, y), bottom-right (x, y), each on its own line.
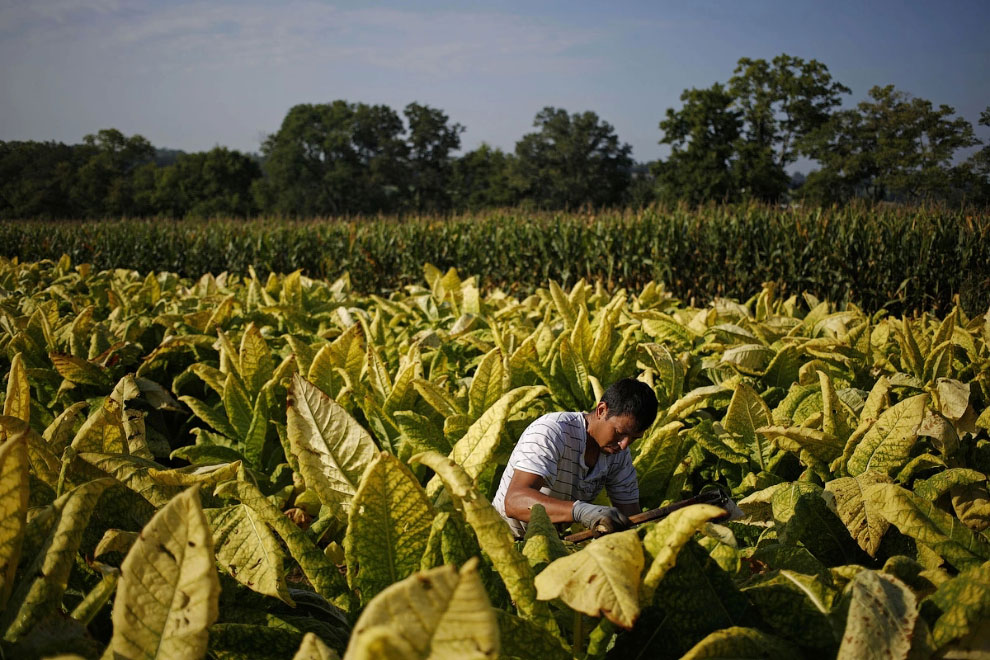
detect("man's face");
top-left (592, 407), bottom-right (644, 454)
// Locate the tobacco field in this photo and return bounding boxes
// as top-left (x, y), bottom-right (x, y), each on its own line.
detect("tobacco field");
top-left (1, 255), bottom-right (989, 659)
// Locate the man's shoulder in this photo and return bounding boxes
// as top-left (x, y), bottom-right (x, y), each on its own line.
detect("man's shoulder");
top-left (520, 412), bottom-right (584, 445)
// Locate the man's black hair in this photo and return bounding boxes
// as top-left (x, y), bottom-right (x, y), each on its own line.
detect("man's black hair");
top-left (600, 377), bottom-right (658, 433)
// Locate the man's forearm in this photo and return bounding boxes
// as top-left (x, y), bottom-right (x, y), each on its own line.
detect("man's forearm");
top-left (503, 488), bottom-right (577, 523)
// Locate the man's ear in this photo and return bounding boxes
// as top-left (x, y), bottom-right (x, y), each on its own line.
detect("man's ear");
top-left (596, 401), bottom-right (608, 418)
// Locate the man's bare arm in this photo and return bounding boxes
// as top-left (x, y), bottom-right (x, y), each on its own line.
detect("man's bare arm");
top-left (502, 470), bottom-right (576, 523)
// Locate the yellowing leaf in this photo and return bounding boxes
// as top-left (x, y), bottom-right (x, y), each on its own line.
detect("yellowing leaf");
top-left (206, 504), bottom-right (293, 605)
top-left (847, 394), bottom-right (929, 477)
top-left (865, 483), bottom-right (990, 570)
top-left (293, 632), bottom-right (342, 660)
top-left (641, 503), bottom-right (727, 603)
top-left (535, 529), bottom-right (643, 629)
top-left (681, 626), bottom-right (796, 660)
top-left (344, 452), bottom-right (434, 604)
top-left (448, 386), bottom-right (546, 487)
top-left (108, 486), bottom-right (219, 660)
top-left (825, 471), bottom-right (891, 557)
top-left (287, 374), bottom-right (377, 518)
top-left (522, 504), bottom-right (568, 574)
top-left (723, 382), bottom-right (773, 469)
top-left (344, 558), bottom-right (498, 660)
top-left (215, 477), bottom-right (349, 607)
top-left (836, 571), bottom-right (917, 660)
top-left (928, 560), bottom-right (990, 648)
top-left (468, 348), bottom-right (505, 418)
top-left (2, 477), bottom-right (113, 641)
top-left (3, 352), bottom-right (30, 423)
top-left (411, 451), bottom-right (556, 634)
top-left (0, 434), bottom-right (29, 610)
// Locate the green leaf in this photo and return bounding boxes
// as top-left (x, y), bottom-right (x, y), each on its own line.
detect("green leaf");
top-left (344, 452), bottom-right (434, 605)
top-left (865, 483), bottom-right (990, 570)
top-left (410, 451), bottom-right (556, 634)
top-left (680, 626), bottom-right (797, 660)
top-left (741, 570), bottom-right (839, 651)
top-left (785, 491), bottom-right (865, 566)
top-left (928, 560), bottom-right (990, 648)
top-left (758, 425), bottom-right (842, 465)
top-left (632, 421), bottom-right (691, 507)
top-left (49, 353), bottom-right (110, 388)
top-left (286, 373), bottom-right (378, 519)
top-left (208, 623), bottom-right (305, 660)
top-left (240, 324), bottom-right (275, 399)
top-left (215, 477), bottom-right (350, 607)
top-left (914, 468), bottom-right (986, 501)
top-left (179, 395), bottom-right (240, 440)
top-left (79, 452), bottom-right (180, 508)
top-left (107, 486), bottom-right (219, 660)
top-left (0, 434), bottom-right (29, 610)
top-left (2, 477), bottom-right (112, 641)
top-left (641, 503), bottom-right (727, 603)
top-left (836, 571), bottom-right (917, 660)
top-left (223, 371), bottom-right (254, 439)
top-left (521, 504), bottom-right (568, 574)
top-left (206, 504), bottom-right (293, 605)
top-left (494, 610), bottom-right (570, 660)
top-left (3, 352), bottom-right (30, 423)
top-left (344, 558), bottom-right (498, 660)
top-left (535, 529), bottom-right (644, 629)
top-left (825, 471), bottom-right (892, 557)
top-left (847, 394), bottom-right (929, 477)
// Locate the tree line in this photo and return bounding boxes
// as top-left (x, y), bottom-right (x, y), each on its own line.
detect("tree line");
top-left (2, 53), bottom-right (988, 219)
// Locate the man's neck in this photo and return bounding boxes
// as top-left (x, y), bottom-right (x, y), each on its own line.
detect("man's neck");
top-left (583, 412), bottom-right (599, 468)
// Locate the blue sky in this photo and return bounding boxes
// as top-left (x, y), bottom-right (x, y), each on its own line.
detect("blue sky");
top-left (1, 0), bottom-right (988, 168)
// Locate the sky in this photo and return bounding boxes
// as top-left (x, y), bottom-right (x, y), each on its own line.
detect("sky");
top-left (1, 0), bottom-right (988, 168)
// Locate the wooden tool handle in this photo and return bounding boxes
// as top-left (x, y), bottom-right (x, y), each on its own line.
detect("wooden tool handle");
top-left (562, 490), bottom-right (729, 544)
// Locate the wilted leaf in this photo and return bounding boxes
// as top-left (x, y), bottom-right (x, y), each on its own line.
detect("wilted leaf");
top-left (344, 558), bottom-right (498, 660)
top-left (344, 452), bottom-right (434, 604)
top-left (914, 469), bottom-right (986, 501)
top-left (535, 529), bottom-right (643, 629)
top-left (107, 486), bottom-right (219, 660)
top-left (93, 528), bottom-right (139, 558)
top-left (836, 571), bottom-right (917, 660)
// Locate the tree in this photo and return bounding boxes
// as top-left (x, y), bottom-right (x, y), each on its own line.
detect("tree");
top-left (256, 102), bottom-right (409, 216)
top-left (513, 107), bottom-right (633, 209)
top-left (450, 143), bottom-right (520, 210)
top-left (653, 84), bottom-right (742, 205)
top-left (0, 141), bottom-right (87, 219)
top-left (153, 147), bottom-right (262, 218)
top-left (802, 85), bottom-right (979, 203)
top-left (73, 128), bottom-right (156, 217)
top-left (404, 103), bottom-right (463, 212)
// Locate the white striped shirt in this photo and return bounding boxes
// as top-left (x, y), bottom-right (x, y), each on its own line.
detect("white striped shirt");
top-left (493, 411), bottom-right (639, 537)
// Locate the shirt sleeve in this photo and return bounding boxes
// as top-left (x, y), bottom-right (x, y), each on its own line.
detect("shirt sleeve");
top-left (507, 420), bottom-right (564, 488)
top-left (605, 451), bottom-right (639, 505)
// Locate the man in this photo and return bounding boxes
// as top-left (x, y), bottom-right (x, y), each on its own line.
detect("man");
top-left (493, 377), bottom-right (658, 538)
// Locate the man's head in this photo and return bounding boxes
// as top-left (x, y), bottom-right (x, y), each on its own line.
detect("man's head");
top-left (586, 378), bottom-right (658, 454)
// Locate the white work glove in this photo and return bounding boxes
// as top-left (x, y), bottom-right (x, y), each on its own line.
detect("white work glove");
top-left (572, 501), bottom-right (632, 535)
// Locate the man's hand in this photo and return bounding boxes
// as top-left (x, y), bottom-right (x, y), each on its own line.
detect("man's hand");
top-left (572, 501), bottom-right (632, 536)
